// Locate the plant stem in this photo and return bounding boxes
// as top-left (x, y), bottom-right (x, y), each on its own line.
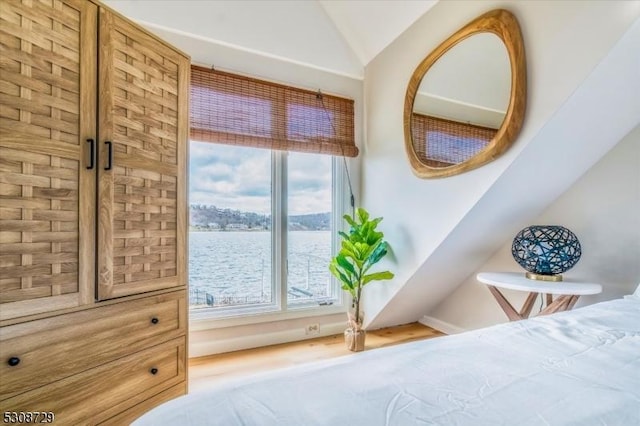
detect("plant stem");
top-left (355, 281), bottom-right (363, 325)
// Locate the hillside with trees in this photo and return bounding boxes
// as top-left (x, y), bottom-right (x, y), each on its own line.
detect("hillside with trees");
top-left (189, 205), bottom-right (330, 231)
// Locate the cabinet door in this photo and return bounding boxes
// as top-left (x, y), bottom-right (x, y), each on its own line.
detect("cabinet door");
top-left (97, 9), bottom-right (188, 300)
top-left (0, 0), bottom-right (97, 320)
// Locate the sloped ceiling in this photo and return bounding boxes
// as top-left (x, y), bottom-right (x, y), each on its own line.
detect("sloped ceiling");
top-left (318, 1), bottom-right (438, 65)
top-left (103, 0), bottom-right (437, 78)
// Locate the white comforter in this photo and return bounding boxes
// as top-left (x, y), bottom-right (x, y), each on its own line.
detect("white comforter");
top-left (135, 299), bottom-right (640, 425)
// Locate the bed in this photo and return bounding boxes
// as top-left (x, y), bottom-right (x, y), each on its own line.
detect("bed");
top-left (134, 293), bottom-right (640, 425)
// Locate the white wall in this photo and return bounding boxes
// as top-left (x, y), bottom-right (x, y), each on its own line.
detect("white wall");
top-left (361, 1), bottom-right (640, 328)
top-left (427, 125), bottom-right (640, 331)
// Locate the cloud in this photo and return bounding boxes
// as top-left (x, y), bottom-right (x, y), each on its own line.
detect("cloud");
top-left (190, 141), bottom-right (271, 213)
top-left (287, 152), bottom-right (332, 215)
top-left (189, 141), bottom-right (333, 215)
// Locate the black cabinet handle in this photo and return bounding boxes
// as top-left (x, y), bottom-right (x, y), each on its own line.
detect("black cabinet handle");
top-left (8, 357), bottom-right (20, 367)
top-left (150, 368), bottom-right (158, 375)
top-left (104, 141), bottom-right (113, 171)
top-left (86, 139), bottom-right (95, 169)
top-left (150, 317), bottom-right (159, 325)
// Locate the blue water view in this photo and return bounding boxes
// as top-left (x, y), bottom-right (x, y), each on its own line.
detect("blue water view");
top-left (189, 231), bottom-right (333, 308)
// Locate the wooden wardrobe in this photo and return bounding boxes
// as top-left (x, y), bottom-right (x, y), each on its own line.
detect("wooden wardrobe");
top-left (0, 0), bottom-right (189, 423)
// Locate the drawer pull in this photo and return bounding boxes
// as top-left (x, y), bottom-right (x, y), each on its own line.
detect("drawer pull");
top-left (86, 138), bottom-right (95, 169)
top-left (150, 368), bottom-right (158, 375)
top-left (104, 141), bottom-right (113, 171)
top-left (7, 357), bottom-right (20, 367)
top-left (151, 317), bottom-right (159, 324)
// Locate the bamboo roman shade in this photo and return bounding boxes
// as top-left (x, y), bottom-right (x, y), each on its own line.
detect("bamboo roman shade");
top-left (411, 114), bottom-right (497, 166)
top-left (190, 66), bottom-right (358, 157)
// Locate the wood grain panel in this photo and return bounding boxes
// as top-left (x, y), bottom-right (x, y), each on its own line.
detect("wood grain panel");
top-left (97, 8), bottom-right (188, 300)
top-left (1, 2), bottom-right (189, 423)
top-left (0, 337), bottom-right (186, 425)
top-left (99, 382), bottom-right (187, 425)
top-left (0, 0), bottom-right (96, 320)
top-left (0, 290), bottom-right (186, 400)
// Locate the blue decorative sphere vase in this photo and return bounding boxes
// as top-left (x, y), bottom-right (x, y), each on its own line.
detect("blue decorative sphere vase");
top-left (511, 225), bottom-right (582, 281)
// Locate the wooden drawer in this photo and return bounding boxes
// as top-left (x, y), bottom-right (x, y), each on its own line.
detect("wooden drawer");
top-left (0, 291), bottom-right (186, 400)
top-left (0, 337), bottom-right (186, 425)
top-left (100, 382), bottom-right (187, 425)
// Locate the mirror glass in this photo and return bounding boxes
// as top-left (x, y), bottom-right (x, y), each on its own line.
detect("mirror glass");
top-left (404, 9), bottom-right (526, 179)
top-left (412, 33), bottom-right (510, 166)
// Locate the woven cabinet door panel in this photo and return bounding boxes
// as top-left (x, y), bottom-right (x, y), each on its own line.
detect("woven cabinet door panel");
top-left (0, 0), bottom-right (97, 320)
top-left (97, 9), bottom-right (188, 300)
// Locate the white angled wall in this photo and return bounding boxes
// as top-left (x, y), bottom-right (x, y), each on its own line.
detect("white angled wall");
top-left (427, 125), bottom-right (640, 331)
top-left (362, 1), bottom-right (640, 329)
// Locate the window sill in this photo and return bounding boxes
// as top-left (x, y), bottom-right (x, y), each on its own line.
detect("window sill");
top-left (189, 303), bottom-right (348, 331)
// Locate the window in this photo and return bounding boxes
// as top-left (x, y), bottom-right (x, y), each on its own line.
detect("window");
top-left (188, 143), bottom-right (343, 315)
top-left (189, 143), bottom-right (273, 310)
top-left (188, 67), bottom-right (356, 318)
top-left (411, 113), bottom-right (497, 167)
top-left (287, 152), bottom-right (335, 306)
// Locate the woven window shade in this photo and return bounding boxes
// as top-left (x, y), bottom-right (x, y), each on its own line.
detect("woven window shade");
top-left (411, 114), bottom-right (497, 167)
top-left (191, 66), bottom-right (358, 157)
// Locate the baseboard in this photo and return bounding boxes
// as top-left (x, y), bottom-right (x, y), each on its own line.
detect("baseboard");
top-left (419, 315), bottom-right (467, 335)
top-left (190, 322), bottom-right (346, 358)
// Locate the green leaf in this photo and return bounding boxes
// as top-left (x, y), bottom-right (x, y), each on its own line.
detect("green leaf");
top-left (361, 221), bottom-right (371, 235)
top-left (338, 231), bottom-right (350, 240)
top-left (341, 283), bottom-right (356, 297)
top-left (341, 239), bottom-right (357, 253)
top-left (335, 254), bottom-right (357, 277)
top-left (362, 271), bottom-right (394, 285)
top-left (366, 230), bottom-right (383, 246)
top-left (329, 263), bottom-right (352, 289)
top-left (357, 208), bottom-right (369, 224)
top-left (356, 243), bottom-right (371, 264)
top-left (343, 214), bottom-right (356, 228)
top-left (369, 241), bottom-right (388, 265)
top-left (342, 240), bottom-right (362, 260)
top-left (349, 232), bottom-right (364, 244)
top-left (369, 217), bottom-right (382, 230)
top-left (362, 240), bottom-right (382, 262)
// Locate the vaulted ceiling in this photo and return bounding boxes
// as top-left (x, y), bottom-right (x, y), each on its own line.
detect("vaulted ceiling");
top-left (103, 0), bottom-right (438, 78)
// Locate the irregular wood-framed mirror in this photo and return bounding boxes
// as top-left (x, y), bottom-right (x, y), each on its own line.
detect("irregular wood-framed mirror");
top-left (404, 9), bottom-right (526, 178)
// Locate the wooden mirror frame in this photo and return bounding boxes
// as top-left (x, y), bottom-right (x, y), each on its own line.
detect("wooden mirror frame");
top-left (404, 9), bottom-right (526, 179)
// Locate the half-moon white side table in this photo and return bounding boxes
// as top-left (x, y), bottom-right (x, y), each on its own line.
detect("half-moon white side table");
top-left (477, 272), bottom-right (603, 321)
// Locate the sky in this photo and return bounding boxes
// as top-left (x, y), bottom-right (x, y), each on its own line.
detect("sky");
top-left (189, 141), bottom-right (332, 215)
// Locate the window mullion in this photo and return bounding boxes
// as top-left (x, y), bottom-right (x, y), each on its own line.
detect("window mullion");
top-left (332, 157), bottom-right (345, 305)
top-left (273, 150), bottom-right (288, 312)
top-left (281, 151), bottom-right (289, 311)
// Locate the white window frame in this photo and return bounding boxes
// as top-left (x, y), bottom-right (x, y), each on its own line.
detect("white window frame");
top-left (189, 149), bottom-right (349, 328)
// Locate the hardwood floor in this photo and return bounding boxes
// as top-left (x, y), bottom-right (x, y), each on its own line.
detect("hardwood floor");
top-left (189, 322), bottom-right (444, 392)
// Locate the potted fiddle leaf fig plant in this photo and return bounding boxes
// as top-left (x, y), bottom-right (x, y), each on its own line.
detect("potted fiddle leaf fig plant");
top-left (329, 207), bottom-right (394, 352)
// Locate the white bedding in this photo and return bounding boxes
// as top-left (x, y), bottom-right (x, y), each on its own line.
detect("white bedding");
top-left (135, 299), bottom-right (640, 425)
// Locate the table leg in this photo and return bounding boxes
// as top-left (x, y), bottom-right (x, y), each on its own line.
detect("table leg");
top-left (539, 295), bottom-right (580, 316)
top-left (520, 292), bottom-right (538, 318)
top-left (487, 286), bottom-right (539, 321)
top-left (567, 295), bottom-right (580, 310)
